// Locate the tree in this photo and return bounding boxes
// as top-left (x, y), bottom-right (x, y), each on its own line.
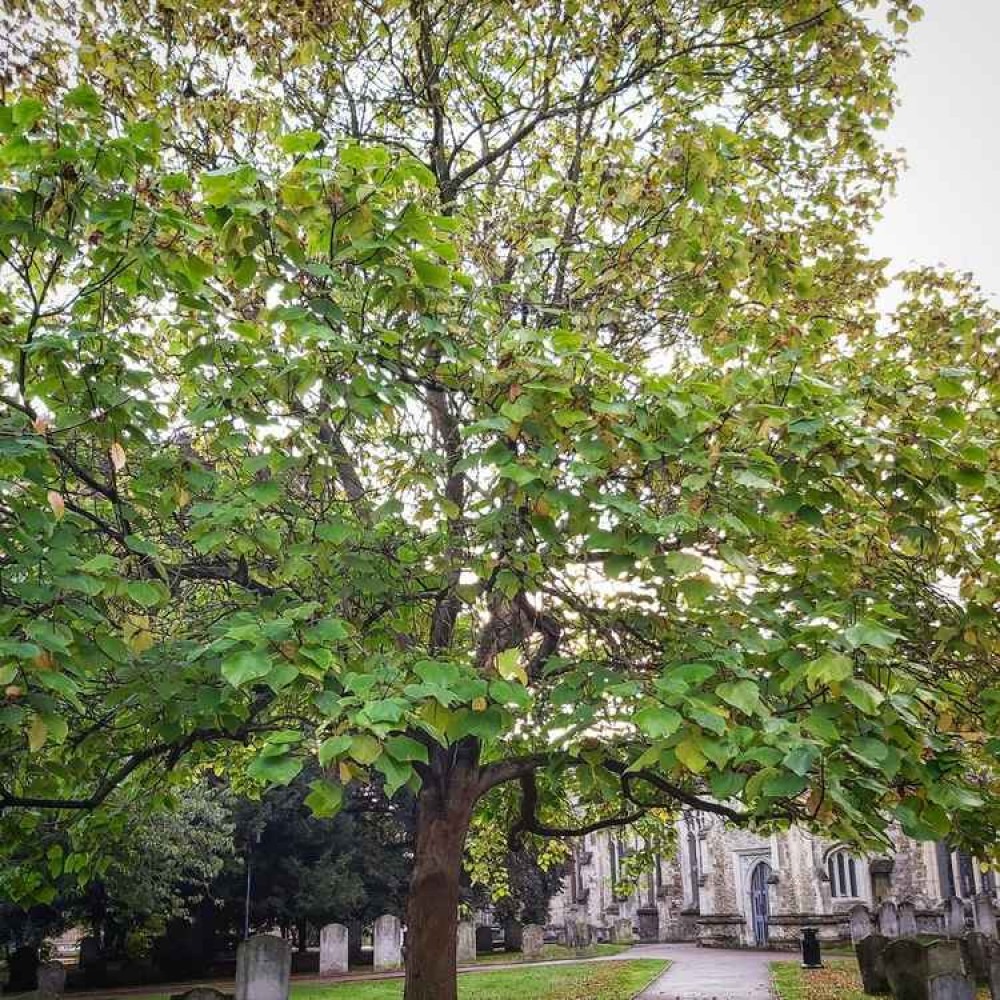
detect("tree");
top-left (219, 773), bottom-right (412, 944)
top-left (4, 3), bottom-right (1000, 998)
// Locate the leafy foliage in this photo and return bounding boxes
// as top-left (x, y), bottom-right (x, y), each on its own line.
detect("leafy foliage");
top-left (2, 0), bottom-right (998, 942)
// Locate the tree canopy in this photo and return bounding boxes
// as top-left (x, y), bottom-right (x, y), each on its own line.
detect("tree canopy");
top-left (2, 2), bottom-right (999, 997)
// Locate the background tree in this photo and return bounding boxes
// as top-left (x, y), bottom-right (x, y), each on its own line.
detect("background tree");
top-left (5, 3), bottom-right (1000, 1000)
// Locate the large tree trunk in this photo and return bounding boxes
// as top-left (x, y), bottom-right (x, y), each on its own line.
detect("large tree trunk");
top-left (403, 741), bottom-right (481, 1000)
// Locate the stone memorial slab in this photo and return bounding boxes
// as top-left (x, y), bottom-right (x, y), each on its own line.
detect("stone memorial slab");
top-left (522, 925), bottom-right (544, 960)
top-left (475, 925), bottom-right (494, 954)
top-left (612, 917), bottom-right (633, 945)
top-left (884, 938), bottom-right (974, 1000)
top-left (36, 961), bottom-right (65, 1000)
top-left (319, 924), bottom-right (348, 976)
top-left (944, 897), bottom-right (968, 939)
top-left (975, 895), bottom-right (999, 940)
top-left (900, 900), bottom-right (920, 937)
top-left (456, 921), bottom-right (476, 965)
top-left (879, 900), bottom-right (901, 939)
top-left (235, 934), bottom-right (291, 1000)
top-left (855, 933), bottom-right (892, 996)
top-left (373, 915), bottom-right (402, 971)
top-left (850, 903), bottom-right (874, 944)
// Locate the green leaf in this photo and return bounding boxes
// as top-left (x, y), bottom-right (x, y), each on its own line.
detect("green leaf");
top-left (248, 752), bottom-right (303, 786)
top-left (384, 735), bottom-right (429, 764)
top-left (843, 620), bottom-right (902, 651)
top-left (304, 778), bottom-right (343, 818)
top-left (375, 754), bottom-right (413, 796)
top-left (348, 734), bottom-right (382, 765)
top-left (318, 734), bottom-right (353, 766)
top-left (634, 706), bottom-right (683, 739)
top-left (221, 649), bottom-right (273, 687)
top-left (806, 652), bottom-right (853, 686)
top-left (842, 679), bottom-right (884, 715)
top-left (716, 680), bottom-right (761, 716)
top-left (413, 257), bottom-right (451, 289)
top-left (280, 130), bottom-right (323, 154)
top-left (783, 744), bottom-right (819, 777)
top-left (305, 617), bottom-right (349, 642)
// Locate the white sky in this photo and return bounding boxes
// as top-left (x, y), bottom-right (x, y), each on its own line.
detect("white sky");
top-left (869, 1), bottom-right (1000, 301)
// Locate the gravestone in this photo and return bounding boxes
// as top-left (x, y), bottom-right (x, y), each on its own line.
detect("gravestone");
top-left (944, 896), bottom-right (968, 939)
top-left (570, 920), bottom-right (592, 953)
top-left (612, 917), bottom-right (634, 945)
top-left (170, 989), bottom-right (234, 1000)
top-left (883, 938), bottom-right (974, 1000)
top-left (7, 946), bottom-right (39, 993)
top-left (850, 903), bottom-right (874, 944)
top-left (319, 923), bottom-right (348, 976)
top-left (900, 900), bottom-right (920, 937)
top-left (975, 895), bottom-right (999, 939)
top-left (961, 931), bottom-right (991, 986)
top-left (855, 933), bottom-right (892, 996)
top-left (474, 925), bottom-right (494, 955)
top-left (373, 915), bottom-right (402, 971)
top-left (503, 918), bottom-right (522, 952)
top-left (36, 961), bottom-right (66, 1000)
top-left (879, 900), bottom-right (901, 939)
top-left (984, 937), bottom-right (1000, 1000)
top-left (456, 921), bottom-right (476, 965)
top-left (235, 934), bottom-right (291, 1000)
top-left (522, 925), bottom-right (544, 960)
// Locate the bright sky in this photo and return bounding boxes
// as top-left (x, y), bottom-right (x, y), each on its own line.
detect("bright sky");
top-left (869, 1), bottom-right (1000, 301)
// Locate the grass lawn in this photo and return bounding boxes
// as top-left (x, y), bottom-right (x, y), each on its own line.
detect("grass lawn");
top-left (473, 942), bottom-right (629, 964)
top-left (771, 958), bottom-right (990, 1000)
top-left (121, 960), bottom-right (666, 1000)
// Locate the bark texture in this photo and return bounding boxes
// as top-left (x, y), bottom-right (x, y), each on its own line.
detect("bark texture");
top-left (403, 740), bottom-right (480, 1000)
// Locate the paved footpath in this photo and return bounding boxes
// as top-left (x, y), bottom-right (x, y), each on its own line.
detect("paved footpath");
top-left (633, 942), bottom-right (781, 999)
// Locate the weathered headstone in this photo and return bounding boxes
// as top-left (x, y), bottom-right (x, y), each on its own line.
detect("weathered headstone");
top-left (900, 900), bottom-right (920, 937)
top-left (944, 896), bottom-right (968, 939)
top-left (883, 938), bottom-right (974, 1000)
top-left (235, 934), bottom-right (292, 1000)
top-left (570, 920), bottom-right (592, 953)
top-left (503, 918), bottom-right (522, 952)
top-left (850, 903), bottom-right (875, 944)
top-left (975, 895), bottom-right (999, 939)
top-left (36, 961), bottom-right (66, 1000)
top-left (456, 921), bottom-right (476, 965)
top-left (879, 900), bottom-right (901, 939)
top-left (984, 936), bottom-right (1000, 1000)
top-left (79, 936), bottom-right (107, 989)
top-left (961, 931), bottom-right (991, 986)
top-left (522, 925), bottom-right (544, 960)
top-left (855, 933), bottom-right (892, 996)
top-left (319, 923), bottom-right (348, 976)
top-left (611, 917), bottom-right (634, 945)
top-left (373, 915), bottom-right (402, 971)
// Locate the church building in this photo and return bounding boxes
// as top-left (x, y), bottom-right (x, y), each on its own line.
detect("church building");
top-left (547, 810), bottom-right (998, 948)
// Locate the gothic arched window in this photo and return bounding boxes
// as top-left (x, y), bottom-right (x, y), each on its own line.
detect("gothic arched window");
top-left (827, 848), bottom-right (862, 899)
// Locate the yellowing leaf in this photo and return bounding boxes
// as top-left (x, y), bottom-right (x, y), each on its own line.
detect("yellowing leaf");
top-left (47, 491), bottom-right (65, 519)
top-left (28, 715), bottom-right (47, 751)
top-left (675, 738), bottom-right (708, 773)
top-left (110, 441), bottom-right (126, 471)
top-left (496, 648), bottom-right (527, 684)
